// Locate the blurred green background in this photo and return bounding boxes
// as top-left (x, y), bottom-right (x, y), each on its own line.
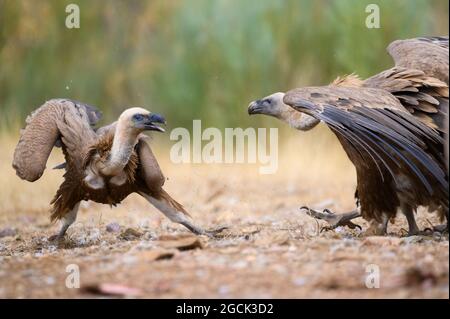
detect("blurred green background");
top-left (0, 0), bottom-right (448, 132)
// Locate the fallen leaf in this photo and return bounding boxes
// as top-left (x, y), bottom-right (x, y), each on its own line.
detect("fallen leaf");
top-left (82, 283), bottom-right (142, 297)
top-left (140, 249), bottom-right (175, 261)
top-left (156, 235), bottom-right (203, 250)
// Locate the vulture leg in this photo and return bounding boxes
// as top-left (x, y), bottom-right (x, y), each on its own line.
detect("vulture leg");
top-left (402, 204), bottom-right (421, 236)
top-left (49, 202), bottom-right (80, 241)
top-left (301, 206), bottom-right (362, 232)
top-left (139, 192), bottom-right (226, 237)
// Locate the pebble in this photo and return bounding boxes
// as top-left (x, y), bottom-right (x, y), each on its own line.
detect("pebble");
top-left (106, 222), bottom-right (121, 233)
top-left (292, 277), bottom-right (307, 287)
top-left (218, 285), bottom-right (230, 296)
top-left (0, 228), bottom-right (17, 238)
top-left (45, 276), bottom-right (56, 285)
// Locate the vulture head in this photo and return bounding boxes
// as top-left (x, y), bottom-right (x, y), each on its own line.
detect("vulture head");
top-left (118, 107), bottom-right (166, 134)
top-left (248, 92), bottom-right (288, 118)
top-left (96, 108), bottom-right (167, 177)
top-left (248, 92), bottom-right (319, 131)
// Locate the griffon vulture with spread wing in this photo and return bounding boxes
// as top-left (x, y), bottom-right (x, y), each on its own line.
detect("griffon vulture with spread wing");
top-left (13, 99), bottom-right (223, 240)
top-left (248, 36), bottom-right (449, 235)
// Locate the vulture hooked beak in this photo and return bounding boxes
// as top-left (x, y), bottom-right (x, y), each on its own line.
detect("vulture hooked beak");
top-left (248, 100), bottom-right (264, 115)
top-left (144, 113), bottom-right (166, 132)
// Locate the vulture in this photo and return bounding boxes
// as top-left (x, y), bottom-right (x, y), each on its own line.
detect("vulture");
top-left (13, 99), bottom-right (223, 240)
top-left (248, 36), bottom-right (449, 235)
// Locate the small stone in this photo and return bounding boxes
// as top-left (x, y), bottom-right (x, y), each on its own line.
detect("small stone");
top-left (45, 276), bottom-right (56, 285)
top-left (218, 285), bottom-right (230, 296)
top-left (106, 222), bottom-right (121, 233)
top-left (292, 277), bottom-right (307, 286)
top-left (0, 228), bottom-right (17, 238)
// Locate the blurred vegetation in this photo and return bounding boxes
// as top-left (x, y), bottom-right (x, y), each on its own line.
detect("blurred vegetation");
top-left (0, 0), bottom-right (448, 132)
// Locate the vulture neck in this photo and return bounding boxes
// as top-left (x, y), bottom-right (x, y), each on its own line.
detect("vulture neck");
top-left (283, 111), bottom-right (320, 131)
top-left (101, 122), bottom-right (139, 176)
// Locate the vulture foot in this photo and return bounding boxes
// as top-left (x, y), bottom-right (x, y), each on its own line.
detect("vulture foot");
top-left (48, 203), bottom-right (80, 243)
top-left (401, 228), bottom-right (429, 237)
top-left (204, 226), bottom-right (229, 238)
top-left (430, 224), bottom-right (449, 234)
top-left (183, 223), bottom-right (228, 238)
top-left (301, 207), bottom-right (362, 232)
top-left (407, 223), bottom-right (448, 236)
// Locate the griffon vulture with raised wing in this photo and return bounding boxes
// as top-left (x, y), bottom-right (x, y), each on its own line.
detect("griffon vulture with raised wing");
top-left (13, 99), bottom-right (223, 240)
top-left (248, 36), bottom-right (449, 235)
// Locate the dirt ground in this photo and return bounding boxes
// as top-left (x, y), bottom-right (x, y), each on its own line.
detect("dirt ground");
top-left (0, 130), bottom-right (448, 299)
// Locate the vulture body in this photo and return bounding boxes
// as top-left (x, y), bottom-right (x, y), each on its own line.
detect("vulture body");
top-left (248, 36), bottom-right (449, 235)
top-left (13, 99), bottom-right (219, 240)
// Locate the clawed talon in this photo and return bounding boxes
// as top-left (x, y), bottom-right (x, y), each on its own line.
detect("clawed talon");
top-left (301, 206), bottom-right (335, 220)
top-left (190, 225), bottom-right (228, 238)
top-left (203, 226), bottom-right (228, 238)
top-left (301, 206), bottom-right (362, 232)
top-left (340, 220), bottom-right (362, 230)
top-left (402, 228), bottom-right (444, 237)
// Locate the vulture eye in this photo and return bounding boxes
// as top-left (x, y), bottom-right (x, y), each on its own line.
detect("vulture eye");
top-left (133, 114), bottom-right (144, 121)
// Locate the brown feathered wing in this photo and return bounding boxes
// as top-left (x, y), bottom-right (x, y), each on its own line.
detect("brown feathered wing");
top-left (387, 36), bottom-right (449, 84)
top-left (363, 36), bottom-right (449, 133)
top-left (12, 99), bottom-right (101, 182)
top-left (283, 86), bottom-right (448, 200)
